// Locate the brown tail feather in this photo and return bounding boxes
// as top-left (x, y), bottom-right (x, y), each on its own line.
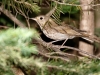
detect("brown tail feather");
top-left (81, 32), bottom-right (100, 43)
top-left (88, 35), bottom-right (100, 43)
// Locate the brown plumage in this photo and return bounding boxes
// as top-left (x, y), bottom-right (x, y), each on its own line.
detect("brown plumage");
top-left (30, 8), bottom-right (100, 43)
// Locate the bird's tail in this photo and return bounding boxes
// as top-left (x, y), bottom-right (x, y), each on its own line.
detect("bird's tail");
top-left (81, 32), bottom-right (100, 43)
top-left (87, 35), bottom-right (100, 43)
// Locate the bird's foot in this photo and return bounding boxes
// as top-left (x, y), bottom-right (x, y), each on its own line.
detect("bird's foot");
top-left (45, 41), bottom-right (56, 48)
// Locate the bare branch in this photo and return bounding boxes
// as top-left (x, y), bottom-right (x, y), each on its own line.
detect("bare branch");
top-left (36, 38), bottom-right (100, 59)
top-left (0, 6), bottom-right (26, 28)
top-left (38, 51), bottom-right (70, 62)
top-left (34, 38), bottom-right (78, 61)
top-left (0, 25), bottom-right (9, 29)
top-left (18, 9), bottom-right (30, 28)
top-left (14, 0), bottom-right (32, 7)
top-left (51, 0), bottom-right (100, 7)
top-left (45, 65), bottom-right (77, 73)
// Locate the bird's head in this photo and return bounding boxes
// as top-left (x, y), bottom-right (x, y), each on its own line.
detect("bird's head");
top-left (30, 15), bottom-right (48, 29)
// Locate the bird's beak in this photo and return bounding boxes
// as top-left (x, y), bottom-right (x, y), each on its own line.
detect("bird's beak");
top-left (30, 18), bottom-right (36, 20)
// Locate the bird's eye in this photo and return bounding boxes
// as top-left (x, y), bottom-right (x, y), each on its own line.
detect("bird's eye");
top-left (40, 17), bottom-right (43, 20)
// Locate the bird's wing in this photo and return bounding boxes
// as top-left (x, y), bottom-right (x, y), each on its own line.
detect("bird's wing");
top-left (53, 26), bottom-right (82, 36)
top-left (67, 25), bottom-right (86, 32)
top-left (61, 22), bottom-right (87, 32)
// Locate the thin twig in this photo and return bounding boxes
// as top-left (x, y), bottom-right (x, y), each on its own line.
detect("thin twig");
top-left (51, 0), bottom-right (100, 7)
top-left (46, 52), bottom-right (77, 57)
top-left (45, 65), bottom-right (77, 73)
top-left (26, 17), bottom-right (30, 28)
top-left (60, 46), bottom-right (100, 59)
top-left (18, 9), bottom-right (30, 28)
top-left (38, 51), bottom-right (70, 62)
top-left (0, 6), bottom-right (26, 28)
top-left (14, 0), bottom-right (32, 7)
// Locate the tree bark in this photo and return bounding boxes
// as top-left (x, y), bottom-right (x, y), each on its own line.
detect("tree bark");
top-left (95, 1), bottom-right (100, 28)
top-left (79, 0), bottom-right (94, 55)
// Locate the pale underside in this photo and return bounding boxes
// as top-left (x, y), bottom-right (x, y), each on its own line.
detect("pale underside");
top-left (43, 29), bottom-right (75, 40)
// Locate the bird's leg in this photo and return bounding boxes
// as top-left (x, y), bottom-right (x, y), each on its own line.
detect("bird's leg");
top-left (48, 40), bottom-right (61, 45)
top-left (49, 40), bottom-right (57, 44)
top-left (59, 38), bottom-right (68, 49)
top-left (47, 39), bottom-right (68, 49)
top-left (46, 40), bottom-right (59, 48)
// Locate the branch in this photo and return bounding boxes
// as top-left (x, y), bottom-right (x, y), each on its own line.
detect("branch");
top-left (51, 0), bottom-right (100, 7)
top-left (34, 38), bottom-right (78, 61)
top-left (0, 6), bottom-right (26, 28)
top-left (36, 38), bottom-right (100, 59)
top-left (14, 0), bottom-right (32, 7)
top-left (45, 65), bottom-right (77, 73)
top-left (17, 8), bottom-right (30, 28)
top-left (38, 51), bottom-right (70, 62)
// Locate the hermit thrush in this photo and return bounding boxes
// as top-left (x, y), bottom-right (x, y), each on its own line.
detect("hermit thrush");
top-left (30, 7), bottom-right (100, 44)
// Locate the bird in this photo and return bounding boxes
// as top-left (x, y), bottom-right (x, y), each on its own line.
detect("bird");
top-left (30, 7), bottom-right (100, 45)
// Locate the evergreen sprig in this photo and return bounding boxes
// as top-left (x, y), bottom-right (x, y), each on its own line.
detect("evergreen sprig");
top-left (0, 28), bottom-right (45, 75)
top-left (1, 0), bottom-right (40, 14)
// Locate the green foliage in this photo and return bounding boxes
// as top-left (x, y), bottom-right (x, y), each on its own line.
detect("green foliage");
top-left (0, 28), bottom-right (45, 75)
top-left (94, 28), bottom-right (100, 49)
top-left (46, 59), bottom-right (100, 75)
top-left (2, 0), bottom-right (40, 14)
top-left (50, 0), bottom-right (80, 26)
top-left (0, 1), bottom-right (100, 75)
top-left (60, 5), bottom-right (79, 14)
top-left (0, 0), bottom-right (41, 27)
top-left (0, 17), bottom-right (13, 26)
top-left (0, 28), bottom-right (100, 75)
top-left (51, 0), bottom-right (80, 14)
top-left (95, 28), bottom-right (100, 37)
